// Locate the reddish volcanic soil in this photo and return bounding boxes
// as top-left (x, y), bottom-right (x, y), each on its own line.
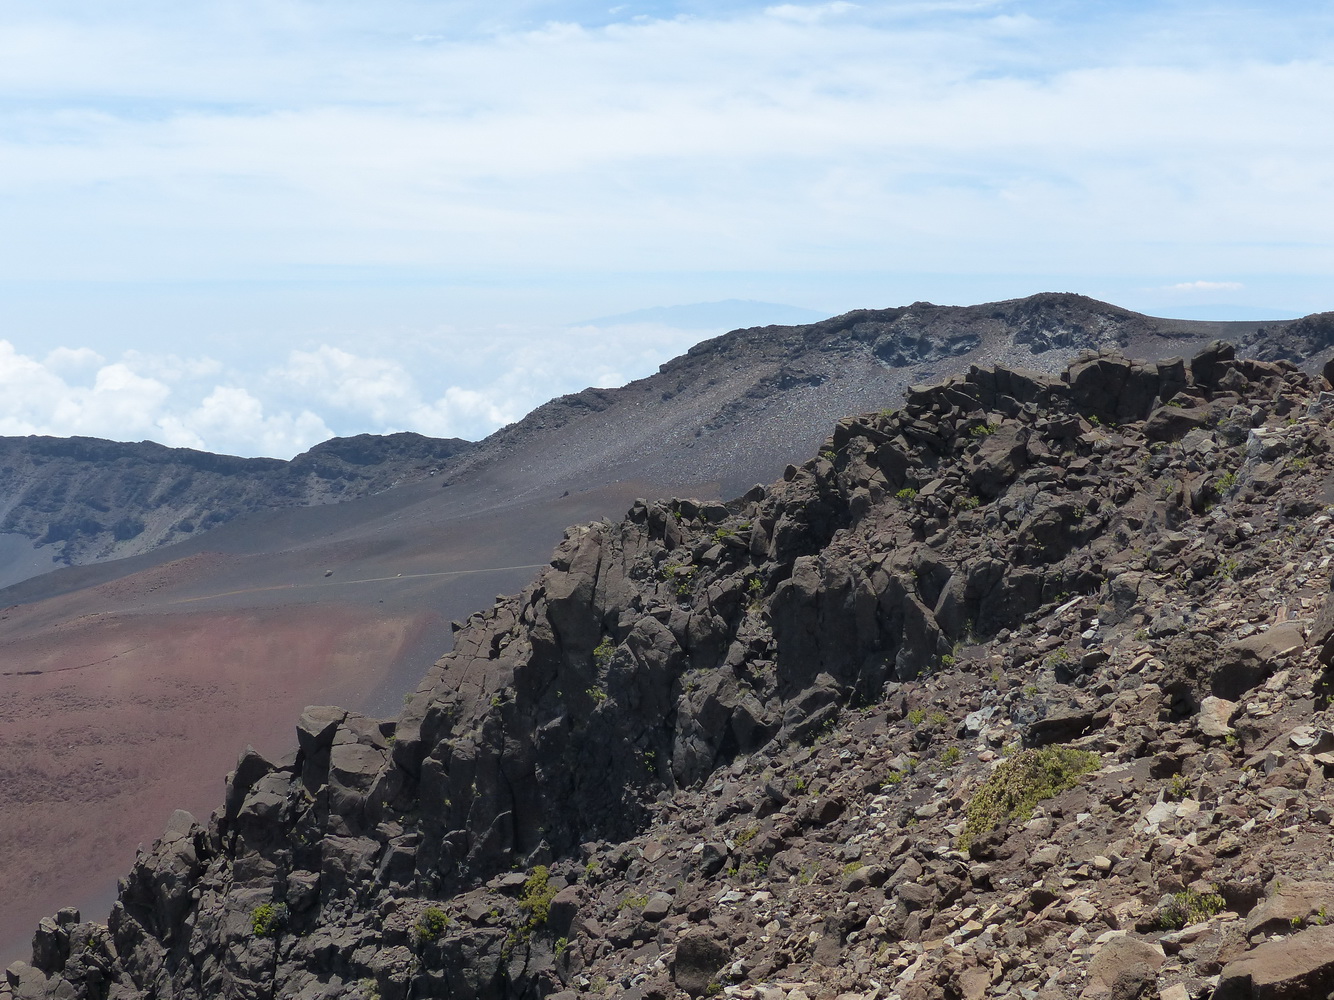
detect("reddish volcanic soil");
top-left (0, 475), bottom-right (702, 962)
top-left (0, 598), bottom-right (414, 950)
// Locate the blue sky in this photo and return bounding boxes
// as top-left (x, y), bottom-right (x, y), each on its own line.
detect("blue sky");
top-left (0, 0), bottom-right (1331, 455)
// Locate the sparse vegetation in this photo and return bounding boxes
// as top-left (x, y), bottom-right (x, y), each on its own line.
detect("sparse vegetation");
top-left (250, 902), bottom-right (287, 939)
top-left (415, 906), bottom-right (450, 943)
top-left (518, 866), bottom-right (558, 932)
top-left (593, 637), bottom-right (615, 669)
top-left (895, 488), bottom-right (918, 502)
top-left (959, 747), bottom-right (1101, 850)
top-left (1158, 889), bottom-right (1226, 930)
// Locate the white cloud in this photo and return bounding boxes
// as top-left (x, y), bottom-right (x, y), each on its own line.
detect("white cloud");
top-left (1168, 281), bottom-right (1245, 293)
top-left (0, 2), bottom-right (1327, 455)
top-left (277, 347), bottom-right (416, 426)
top-left (764, 3), bottom-right (859, 23)
top-left (179, 386), bottom-right (332, 458)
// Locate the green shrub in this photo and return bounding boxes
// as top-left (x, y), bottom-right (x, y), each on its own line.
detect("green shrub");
top-left (906, 708), bottom-right (926, 726)
top-left (895, 488), bottom-right (918, 502)
top-left (1158, 889), bottom-right (1225, 929)
top-left (415, 906), bottom-right (450, 943)
top-left (958, 747), bottom-right (1100, 850)
top-left (250, 902), bottom-right (287, 938)
top-left (593, 637), bottom-right (615, 669)
top-left (519, 866), bottom-right (558, 931)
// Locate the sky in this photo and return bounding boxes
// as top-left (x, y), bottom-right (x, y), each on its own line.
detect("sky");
top-left (1, 0), bottom-right (1331, 457)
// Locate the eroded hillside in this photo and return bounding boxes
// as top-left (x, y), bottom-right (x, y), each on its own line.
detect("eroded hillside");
top-left (16, 341), bottom-right (1334, 1000)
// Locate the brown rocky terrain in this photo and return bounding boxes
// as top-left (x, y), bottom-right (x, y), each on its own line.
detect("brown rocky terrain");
top-left (13, 337), bottom-right (1334, 999)
top-left (3, 291), bottom-right (1271, 959)
top-left (4, 292), bottom-right (1322, 587)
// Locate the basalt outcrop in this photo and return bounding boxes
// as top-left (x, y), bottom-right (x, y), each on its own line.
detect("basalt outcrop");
top-left (17, 341), bottom-right (1334, 1000)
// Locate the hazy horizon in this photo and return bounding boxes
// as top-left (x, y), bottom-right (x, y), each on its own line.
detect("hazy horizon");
top-left (2, 0), bottom-right (1330, 456)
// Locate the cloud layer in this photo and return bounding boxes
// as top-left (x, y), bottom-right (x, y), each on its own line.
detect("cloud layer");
top-left (1, 1), bottom-right (1331, 452)
top-left (0, 322), bottom-right (702, 457)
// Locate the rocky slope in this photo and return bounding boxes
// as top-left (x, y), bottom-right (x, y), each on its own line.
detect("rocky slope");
top-left (0, 433), bottom-right (471, 569)
top-left (16, 338), bottom-right (1334, 1000)
top-left (3, 293), bottom-right (1315, 582)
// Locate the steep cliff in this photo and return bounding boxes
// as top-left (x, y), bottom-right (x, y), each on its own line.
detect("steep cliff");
top-left (16, 340), bottom-right (1334, 1000)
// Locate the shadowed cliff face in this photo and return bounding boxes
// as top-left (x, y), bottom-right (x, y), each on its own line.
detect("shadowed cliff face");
top-left (22, 338), bottom-right (1334, 1000)
top-left (0, 290), bottom-right (1274, 958)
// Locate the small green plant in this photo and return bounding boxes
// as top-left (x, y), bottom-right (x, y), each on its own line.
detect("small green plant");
top-left (250, 902), bottom-right (286, 939)
top-left (928, 710), bottom-right (949, 727)
top-left (746, 576), bottom-right (765, 613)
top-left (618, 893), bottom-right (649, 911)
top-left (1218, 470), bottom-right (1238, 492)
top-left (970, 422), bottom-right (999, 437)
top-left (820, 449), bottom-right (837, 461)
top-left (793, 776), bottom-right (807, 793)
top-left (713, 527), bottom-right (734, 541)
top-left (1293, 456), bottom-right (1310, 471)
top-left (519, 866), bottom-right (558, 932)
top-left (1158, 889), bottom-right (1226, 930)
top-left (883, 770), bottom-right (904, 786)
top-left (954, 494), bottom-right (980, 511)
top-left (906, 707), bottom-right (926, 726)
top-left (895, 487), bottom-right (918, 502)
top-left (590, 975), bottom-right (608, 992)
top-left (1168, 773), bottom-right (1190, 800)
top-left (359, 978), bottom-right (382, 1000)
top-left (554, 936), bottom-right (570, 958)
top-left (734, 826), bottom-right (759, 846)
top-left (586, 686), bottom-right (608, 704)
top-left (842, 861), bottom-right (864, 874)
top-left (958, 747), bottom-right (1101, 850)
top-left (1218, 557), bottom-right (1240, 579)
top-left (1087, 414), bottom-right (1101, 426)
top-left (1043, 647), bottom-right (1072, 669)
top-left (1224, 733), bottom-right (1239, 750)
top-left (941, 746), bottom-right (962, 766)
top-left (593, 637), bottom-right (615, 669)
top-left (415, 906), bottom-right (450, 943)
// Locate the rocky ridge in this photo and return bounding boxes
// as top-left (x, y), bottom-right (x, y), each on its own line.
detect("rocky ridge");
top-left (0, 433), bottom-right (471, 568)
top-left (15, 340), bottom-right (1334, 1000)
top-left (0, 293), bottom-right (1309, 580)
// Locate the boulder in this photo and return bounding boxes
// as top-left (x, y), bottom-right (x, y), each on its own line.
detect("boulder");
top-left (1215, 924), bottom-right (1334, 999)
top-left (1215, 623), bottom-right (1305, 700)
top-left (1143, 405), bottom-right (1208, 442)
top-left (1083, 938), bottom-right (1164, 998)
top-left (672, 932), bottom-right (731, 997)
top-left (1244, 880), bottom-right (1334, 938)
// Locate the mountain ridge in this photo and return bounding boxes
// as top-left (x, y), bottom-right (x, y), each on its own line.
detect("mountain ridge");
top-left (14, 333), bottom-right (1334, 999)
top-left (5, 292), bottom-right (1334, 978)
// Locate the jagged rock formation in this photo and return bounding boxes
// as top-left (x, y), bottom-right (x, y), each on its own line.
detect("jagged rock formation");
top-left (17, 340), bottom-right (1334, 1000)
top-left (0, 293), bottom-right (1297, 582)
top-left (0, 433), bottom-right (470, 567)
